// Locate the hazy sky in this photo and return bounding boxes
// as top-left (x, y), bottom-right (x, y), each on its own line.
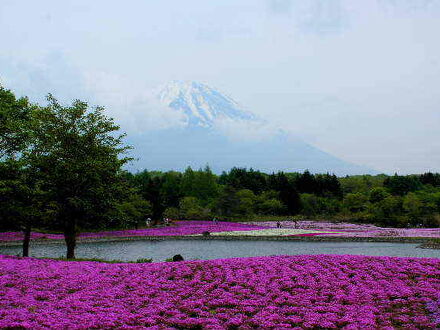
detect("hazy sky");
top-left (1, 0), bottom-right (439, 174)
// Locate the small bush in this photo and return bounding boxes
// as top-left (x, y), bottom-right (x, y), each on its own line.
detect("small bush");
top-left (166, 254), bottom-right (185, 262)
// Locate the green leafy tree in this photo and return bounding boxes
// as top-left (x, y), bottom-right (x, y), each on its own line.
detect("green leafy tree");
top-left (181, 166), bottom-right (219, 204)
top-left (339, 175), bottom-right (386, 194)
top-left (219, 167), bottom-right (267, 194)
top-left (370, 195), bottom-right (403, 227)
top-left (163, 207), bottom-right (180, 220)
top-left (300, 194), bottom-right (319, 217)
top-left (259, 199), bottom-right (286, 215)
top-left (294, 170), bottom-right (317, 194)
top-left (235, 189), bottom-right (256, 217)
top-left (160, 171), bottom-right (182, 208)
top-left (110, 194), bottom-right (152, 229)
top-left (215, 185), bottom-right (240, 219)
top-left (256, 190), bottom-right (286, 215)
top-left (179, 196), bottom-right (205, 219)
top-left (320, 198), bottom-right (341, 216)
top-left (343, 193), bottom-right (369, 213)
top-left (28, 95), bottom-right (131, 258)
top-left (384, 174), bottom-right (422, 196)
top-left (420, 172), bottom-right (440, 187)
top-left (402, 192), bottom-right (423, 226)
top-left (268, 172), bottom-right (301, 215)
top-left (0, 86), bottom-right (34, 158)
top-left (369, 187), bottom-right (390, 204)
top-left (0, 161), bottom-right (48, 256)
top-left (0, 86), bottom-right (46, 256)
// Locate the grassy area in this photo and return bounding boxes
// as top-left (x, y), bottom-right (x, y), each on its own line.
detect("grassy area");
top-left (45, 257), bottom-right (153, 263)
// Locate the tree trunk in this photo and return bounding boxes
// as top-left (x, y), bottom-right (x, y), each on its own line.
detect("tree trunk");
top-left (64, 220), bottom-right (77, 259)
top-left (22, 225), bottom-right (31, 257)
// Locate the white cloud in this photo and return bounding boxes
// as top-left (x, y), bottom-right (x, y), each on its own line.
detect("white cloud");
top-left (212, 116), bottom-right (281, 142)
top-left (83, 71), bottom-right (187, 133)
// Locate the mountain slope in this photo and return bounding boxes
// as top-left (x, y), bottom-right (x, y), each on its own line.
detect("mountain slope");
top-left (126, 81), bottom-right (377, 175)
top-left (127, 128), bottom-right (375, 175)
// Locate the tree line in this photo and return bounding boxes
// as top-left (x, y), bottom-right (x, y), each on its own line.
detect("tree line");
top-left (123, 168), bottom-right (440, 229)
top-left (1, 86), bottom-right (440, 258)
top-left (123, 168), bottom-right (342, 221)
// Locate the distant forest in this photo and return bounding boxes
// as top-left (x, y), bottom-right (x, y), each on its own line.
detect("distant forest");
top-left (122, 168), bottom-right (440, 229)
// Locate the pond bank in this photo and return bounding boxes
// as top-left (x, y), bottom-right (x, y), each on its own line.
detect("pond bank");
top-left (0, 234), bottom-right (434, 247)
top-left (419, 241), bottom-right (440, 249)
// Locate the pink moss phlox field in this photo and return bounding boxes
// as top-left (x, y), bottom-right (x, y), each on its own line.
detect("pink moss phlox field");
top-left (254, 221), bottom-right (440, 238)
top-left (0, 221), bottom-right (266, 242)
top-left (1, 254), bottom-right (439, 329)
top-left (0, 232), bottom-right (63, 241)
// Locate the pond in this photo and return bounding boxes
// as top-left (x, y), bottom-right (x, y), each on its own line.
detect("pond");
top-left (1, 240), bottom-right (439, 261)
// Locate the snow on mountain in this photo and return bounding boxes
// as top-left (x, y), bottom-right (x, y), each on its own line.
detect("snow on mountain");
top-left (156, 81), bottom-right (257, 128)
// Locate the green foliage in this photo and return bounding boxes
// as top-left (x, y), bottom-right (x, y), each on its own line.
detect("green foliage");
top-left (181, 166), bottom-right (219, 204)
top-left (403, 193), bottom-right (422, 217)
top-left (339, 175), bottom-right (386, 194)
top-left (343, 193), bottom-right (369, 213)
top-left (163, 207), bottom-right (180, 219)
top-left (369, 195), bottom-right (404, 227)
top-left (215, 185), bottom-right (240, 218)
top-left (258, 198), bottom-right (286, 215)
top-left (268, 172), bottom-right (301, 215)
top-left (369, 187), bottom-right (390, 203)
top-left (0, 160), bottom-right (48, 231)
top-left (235, 189), bottom-right (256, 217)
top-left (23, 94), bottom-right (131, 258)
top-left (300, 194), bottom-right (340, 217)
top-left (179, 196), bottom-right (207, 219)
top-left (300, 194), bottom-right (319, 217)
top-left (384, 174), bottom-right (423, 196)
top-left (108, 194), bottom-right (152, 229)
top-left (0, 86), bottom-right (34, 158)
top-left (420, 172), bottom-right (440, 187)
top-left (219, 167), bottom-right (267, 194)
top-left (160, 171), bottom-right (183, 208)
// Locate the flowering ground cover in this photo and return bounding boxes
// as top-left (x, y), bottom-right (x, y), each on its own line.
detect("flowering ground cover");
top-left (202, 228), bottom-right (339, 237)
top-left (1, 220), bottom-right (439, 242)
top-left (0, 221), bottom-right (266, 242)
top-left (248, 221), bottom-right (440, 238)
top-left (0, 254), bottom-right (439, 329)
top-left (0, 232), bottom-right (63, 241)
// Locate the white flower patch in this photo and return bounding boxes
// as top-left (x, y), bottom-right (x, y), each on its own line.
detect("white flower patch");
top-left (200, 228), bottom-right (336, 236)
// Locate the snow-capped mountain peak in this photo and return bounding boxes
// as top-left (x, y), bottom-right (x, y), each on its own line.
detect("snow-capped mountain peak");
top-left (156, 80), bottom-right (256, 128)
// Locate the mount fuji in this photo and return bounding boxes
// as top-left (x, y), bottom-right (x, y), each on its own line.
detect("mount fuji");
top-left (126, 81), bottom-right (376, 175)
top-left (156, 80), bottom-right (257, 128)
